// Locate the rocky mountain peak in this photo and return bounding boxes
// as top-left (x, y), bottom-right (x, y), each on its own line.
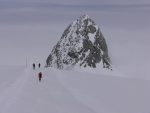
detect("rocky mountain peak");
top-left (78, 15), bottom-right (89, 21)
top-left (46, 15), bottom-right (112, 70)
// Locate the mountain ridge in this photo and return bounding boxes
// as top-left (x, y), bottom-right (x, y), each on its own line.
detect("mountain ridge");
top-left (46, 15), bottom-right (112, 70)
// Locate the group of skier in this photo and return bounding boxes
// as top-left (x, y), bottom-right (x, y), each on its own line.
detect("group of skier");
top-left (33, 63), bottom-right (41, 70)
top-left (32, 63), bottom-right (42, 82)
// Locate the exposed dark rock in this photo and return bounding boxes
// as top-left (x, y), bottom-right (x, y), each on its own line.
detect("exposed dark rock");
top-left (46, 15), bottom-right (112, 70)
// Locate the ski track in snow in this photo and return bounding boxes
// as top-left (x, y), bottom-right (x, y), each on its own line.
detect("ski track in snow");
top-left (1, 66), bottom-right (150, 113)
top-left (0, 68), bottom-right (31, 113)
top-left (50, 68), bottom-right (97, 113)
top-left (0, 67), bottom-right (97, 113)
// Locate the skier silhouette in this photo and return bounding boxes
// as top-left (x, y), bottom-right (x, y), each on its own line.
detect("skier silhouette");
top-left (39, 63), bottom-right (41, 68)
top-left (38, 72), bottom-right (42, 82)
top-left (33, 63), bottom-right (35, 70)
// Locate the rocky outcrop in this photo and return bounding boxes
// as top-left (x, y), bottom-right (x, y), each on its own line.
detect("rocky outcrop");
top-left (46, 15), bottom-right (112, 70)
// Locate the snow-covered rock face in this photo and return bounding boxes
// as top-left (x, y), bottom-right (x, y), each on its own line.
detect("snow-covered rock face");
top-left (46, 15), bottom-right (112, 70)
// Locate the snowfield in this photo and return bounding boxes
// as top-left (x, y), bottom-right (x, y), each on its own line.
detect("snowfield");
top-left (0, 65), bottom-right (150, 113)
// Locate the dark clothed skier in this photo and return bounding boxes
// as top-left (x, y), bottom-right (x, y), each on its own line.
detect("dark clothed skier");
top-left (33, 63), bottom-right (35, 70)
top-left (38, 72), bottom-right (42, 82)
top-left (39, 63), bottom-right (41, 68)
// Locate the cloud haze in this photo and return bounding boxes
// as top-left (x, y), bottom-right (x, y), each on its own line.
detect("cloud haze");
top-left (0, 0), bottom-right (150, 79)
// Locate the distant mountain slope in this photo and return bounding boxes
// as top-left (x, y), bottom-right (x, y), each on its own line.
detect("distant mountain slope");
top-left (46, 15), bottom-right (112, 70)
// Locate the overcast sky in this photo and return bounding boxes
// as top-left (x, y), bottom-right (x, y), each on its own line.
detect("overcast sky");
top-left (0, 0), bottom-right (150, 78)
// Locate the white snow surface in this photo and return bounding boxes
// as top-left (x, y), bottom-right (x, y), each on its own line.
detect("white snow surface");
top-left (0, 65), bottom-right (150, 113)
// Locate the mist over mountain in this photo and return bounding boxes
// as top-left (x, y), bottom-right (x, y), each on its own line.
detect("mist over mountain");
top-left (46, 15), bottom-right (112, 70)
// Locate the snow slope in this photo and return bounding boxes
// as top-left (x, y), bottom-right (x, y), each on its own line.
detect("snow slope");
top-left (0, 66), bottom-right (150, 113)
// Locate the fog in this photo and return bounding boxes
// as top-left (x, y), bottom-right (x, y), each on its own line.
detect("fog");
top-left (0, 0), bottom-right (150, 79)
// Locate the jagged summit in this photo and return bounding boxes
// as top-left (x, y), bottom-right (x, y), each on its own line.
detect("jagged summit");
top-left (79, 14), bottom-right (89, 20)
top-left (46, 15), bottom-right (112, 70)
